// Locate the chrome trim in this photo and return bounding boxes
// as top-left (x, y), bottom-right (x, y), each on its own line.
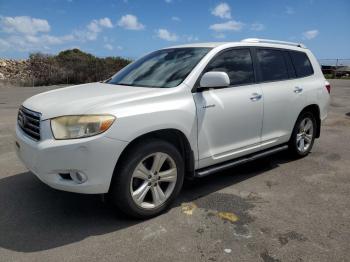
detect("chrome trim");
top-left (17, 106), bottom-right (41, 141)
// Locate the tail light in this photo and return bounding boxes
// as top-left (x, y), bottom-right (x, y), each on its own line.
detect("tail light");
top-left (325, 81), bottom-right (331, 94)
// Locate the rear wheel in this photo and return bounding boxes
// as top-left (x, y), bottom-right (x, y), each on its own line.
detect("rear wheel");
top-left (288, 112), bottom-right (317, 157)
top-left (109, 139), bottom-right (184, 219)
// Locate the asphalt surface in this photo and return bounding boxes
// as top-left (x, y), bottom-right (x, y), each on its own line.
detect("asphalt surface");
top-left (0, 80), bottom-right (349, 262)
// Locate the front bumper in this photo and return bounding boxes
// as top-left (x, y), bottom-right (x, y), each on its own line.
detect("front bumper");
top-left (15, 121), bottom-right (128, 194)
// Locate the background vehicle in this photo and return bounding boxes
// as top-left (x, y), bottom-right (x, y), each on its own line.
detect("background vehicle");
top-left (15, 39), bottom-right (330, 218)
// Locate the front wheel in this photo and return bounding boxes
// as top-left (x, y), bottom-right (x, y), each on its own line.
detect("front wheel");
top-left (288, 112), bottom-right (317, 157)
top-left (109, 139), bottom-right (184, 219)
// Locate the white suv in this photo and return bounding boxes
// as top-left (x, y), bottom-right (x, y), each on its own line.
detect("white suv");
top-left (16, 39), bottom-right (330, 218)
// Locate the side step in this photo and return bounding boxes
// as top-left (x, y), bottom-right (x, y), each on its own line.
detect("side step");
top-left (195, 145), bottom-right (288, 178)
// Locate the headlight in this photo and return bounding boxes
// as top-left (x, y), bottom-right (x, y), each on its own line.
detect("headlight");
top-left (51, 115), bottom-right (115, 139)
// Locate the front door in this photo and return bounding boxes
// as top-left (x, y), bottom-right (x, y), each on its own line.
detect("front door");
top-left (193, 48), bottom-right (263, 168)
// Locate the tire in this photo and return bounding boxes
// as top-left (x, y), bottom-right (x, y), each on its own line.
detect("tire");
top-left (109, 139), bottom-right (184, 219)
top-left (288, 111), bottom-right (317, 158)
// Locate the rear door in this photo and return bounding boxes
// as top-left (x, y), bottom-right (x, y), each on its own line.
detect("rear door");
top-left (255, 48), bottom-right (306, 146)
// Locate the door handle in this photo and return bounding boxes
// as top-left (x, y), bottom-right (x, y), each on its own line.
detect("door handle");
top-left (294, 86), bottom-right (303, 93)
top-left (250, 93), bottom-right (262, 101)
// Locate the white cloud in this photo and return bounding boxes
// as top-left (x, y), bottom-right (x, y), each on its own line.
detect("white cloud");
top-left (303, 29), bottom-right (319, 40)
top-left (171, 16), bottom-right (181, 22)
top-left (87, 18), bottom-right (113, 33)
top-left (213, 33), bottom-right (226, 39)
top-left (0, 38), bottom-right (10, 51)
top-left (0, 16), bottom-right (50, 35)
top-left (76, 29), bottom-right (98, 41)
top-left (87, 21), bottom-right (101, 33)
top-left (104, 43), bottom-right (123, 51)
top-left (104, 43), bottom-right (114, 50)
top-left (285, 6), bottom-right (295, 15)
top-left (98, 17), bottom-right (113, 28)
top-left (209, 20), bottom-right (243, 32)
top-left (77, 17), bottom-right (114, 41)
top-left (118, 14), bottom-right (145, 30)
top-left (211, 3), bottom-right (231, 19)
top-left (185, 35), bottom-right (199, 42)
top-left (0, 16), bottom-right (77, 52)
top-left (0, 16), bottom-right (115, 53)
top-left (0, 33), bottom-right (75, 52)
top-left (250, 23), bottom-right (265, 31)
top-left (37, 34), bottom-right (75, 45)
top-left (165, 0), bottom-right (172, 3)
top-left (156, 29), bottom-right (178, 41)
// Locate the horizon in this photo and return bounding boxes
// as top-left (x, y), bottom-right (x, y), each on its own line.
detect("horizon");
top-left (0, 0), bottom-right (349, 60)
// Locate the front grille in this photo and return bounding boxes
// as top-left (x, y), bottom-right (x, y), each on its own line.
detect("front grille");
top-left (17, 106), bottom-right (41, 141)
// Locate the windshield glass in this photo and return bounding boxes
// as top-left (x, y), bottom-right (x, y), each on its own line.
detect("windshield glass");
top-left (107, 47), bottom-right (211, 88)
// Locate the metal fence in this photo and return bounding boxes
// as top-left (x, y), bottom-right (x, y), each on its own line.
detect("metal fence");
top-left (318, 59), bottom-right (350, 79)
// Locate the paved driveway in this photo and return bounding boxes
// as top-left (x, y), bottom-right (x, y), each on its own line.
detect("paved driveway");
top-left (0, 80), bottom-right (349, 261)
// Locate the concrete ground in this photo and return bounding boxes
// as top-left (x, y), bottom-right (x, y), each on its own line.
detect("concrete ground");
top-left (0, 80), bottom-right (349, 262)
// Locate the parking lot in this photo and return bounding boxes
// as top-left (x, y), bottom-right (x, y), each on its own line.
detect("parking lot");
top-left (0, 80), bottom-right (349, 262)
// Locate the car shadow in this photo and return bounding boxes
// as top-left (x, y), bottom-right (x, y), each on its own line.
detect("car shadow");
top-left (0, 151), bottom-right (295, 252)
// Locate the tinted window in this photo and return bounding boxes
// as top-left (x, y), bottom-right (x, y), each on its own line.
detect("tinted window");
top-left (107, 48), bottom-right (211, 88)
top-left (205, 49), bottom-right (255, 86)
top-left (284, 51), bottom-right (296, 78)
top-left (257, 49), bottom-right (289, 82)
top-left (290, 51), bottom-right (314, 77)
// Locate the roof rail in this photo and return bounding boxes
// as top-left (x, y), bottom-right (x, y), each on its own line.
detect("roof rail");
top-left (241, 38), bottom-right (307, 48)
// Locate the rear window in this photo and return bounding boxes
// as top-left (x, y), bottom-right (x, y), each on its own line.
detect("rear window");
top-left (289, 51), bottom-right (314, 77)
top-left (256, 49), bottom-right (289, 82)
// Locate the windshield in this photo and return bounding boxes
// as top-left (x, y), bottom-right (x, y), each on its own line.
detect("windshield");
top-left (107, 47), bottom-right (211, 88)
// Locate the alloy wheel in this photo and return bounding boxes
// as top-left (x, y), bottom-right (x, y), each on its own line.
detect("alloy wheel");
top-left (130, 152), bottom-right (177, 209)
top-left (296, 117), bottom-right (314, 153)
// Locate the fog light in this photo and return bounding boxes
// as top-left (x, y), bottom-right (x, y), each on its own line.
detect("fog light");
top-left (70, 171), bottom-right (87, 184)
top-left (59, 173), bottom-right (72, 180)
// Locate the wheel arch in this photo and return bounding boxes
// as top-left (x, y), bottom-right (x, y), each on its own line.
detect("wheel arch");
top-left (298, 104), bottom-right (321, 138)
top-left (110, 128), bottom-right (195, 191)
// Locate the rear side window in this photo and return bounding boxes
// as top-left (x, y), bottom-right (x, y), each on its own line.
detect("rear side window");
top-left (205, 48), bottom-right (255, 86)
top-left (289, 51), bottom-right (314, 77)
top-left (257, 49), bottom-right (289, 82)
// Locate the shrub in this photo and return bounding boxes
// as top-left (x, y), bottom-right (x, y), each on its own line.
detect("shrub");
top-left (28, 49), bottom-right (131, 86)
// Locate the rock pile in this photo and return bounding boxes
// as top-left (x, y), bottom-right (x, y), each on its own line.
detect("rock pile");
top-left (0, 59), bottom-right (32, 82)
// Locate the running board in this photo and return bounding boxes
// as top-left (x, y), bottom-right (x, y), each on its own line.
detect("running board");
top-left (195, 145), bottom-right (288, 178)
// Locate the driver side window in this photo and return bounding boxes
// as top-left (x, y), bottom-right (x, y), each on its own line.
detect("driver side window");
top-left (205, 48), bottom-right (255, 86)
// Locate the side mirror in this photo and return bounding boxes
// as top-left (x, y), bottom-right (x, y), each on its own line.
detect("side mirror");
top-left (199, 71), bottom-right (230, 89)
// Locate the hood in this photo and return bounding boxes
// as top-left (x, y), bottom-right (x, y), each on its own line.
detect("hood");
top-left (23, 82), bottom-right (166, 119)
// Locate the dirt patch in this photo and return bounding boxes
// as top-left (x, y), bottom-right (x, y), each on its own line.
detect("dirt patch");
top-left (326, 153), bottom-right (341, 161)
top-left (276, 231), bottom-right (308, 246)
top-left (265, 180), bottom-right (279, 189)
top-left (260, 250), bottom-right (281, 262)
top-left (194, 192), bottom-right (256, 226)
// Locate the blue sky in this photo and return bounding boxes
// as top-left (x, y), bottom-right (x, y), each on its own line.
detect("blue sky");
top-left (0, 0), bottom-right (349, 59)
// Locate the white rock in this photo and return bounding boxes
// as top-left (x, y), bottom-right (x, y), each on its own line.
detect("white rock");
top-left (224, 248), bottom-right (232, 254)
